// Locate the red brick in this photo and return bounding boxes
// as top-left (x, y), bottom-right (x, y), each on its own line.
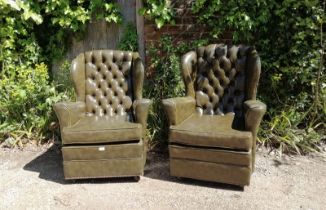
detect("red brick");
top-left (143, 1), bottom-right (233, 68)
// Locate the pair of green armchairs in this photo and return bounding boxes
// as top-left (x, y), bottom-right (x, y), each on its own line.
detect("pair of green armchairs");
top-left (54, 44), bottom-right (266, 187)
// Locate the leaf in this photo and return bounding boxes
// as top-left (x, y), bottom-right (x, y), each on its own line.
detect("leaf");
top-left (155, 19), bottom-right (164, 29)
top-left (5, 0), bottom-right (21, 11)
top-left (18, 89), bottom-right (26, 98)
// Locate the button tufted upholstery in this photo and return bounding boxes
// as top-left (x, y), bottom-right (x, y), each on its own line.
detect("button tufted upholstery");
top-left (195, 45), bottom-right (247, 117)
top-left (54, 50), bottom-right (151, 180)
top-left (83, 51), bottom-right (134, 118)
top-left (163, 44), bottom-right (266, 187)
top-left (183, 44), bottom-right (259, 119)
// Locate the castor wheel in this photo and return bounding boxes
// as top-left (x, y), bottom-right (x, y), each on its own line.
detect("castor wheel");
top-left (133, 176), bottom-right (140, 182)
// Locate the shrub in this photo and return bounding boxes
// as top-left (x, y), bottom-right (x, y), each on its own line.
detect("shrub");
top-left (0, 63), bottom-right (70, 146)
top-left (118, 23), bottom-right (139, 52)
top-left (53, 60), bottom-right (75, 97)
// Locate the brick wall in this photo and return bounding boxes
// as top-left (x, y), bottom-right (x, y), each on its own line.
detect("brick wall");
top-left (143, 0), bottom-right (233, 63)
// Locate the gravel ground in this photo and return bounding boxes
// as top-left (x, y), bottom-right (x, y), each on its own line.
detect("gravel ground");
top-left (0, 143), bottom-right (325, 210)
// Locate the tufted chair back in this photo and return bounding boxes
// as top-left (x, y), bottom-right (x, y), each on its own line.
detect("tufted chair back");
top-left (71, 50), bottom-right (144, 120)
top-left (182, 44), bottom-right (261, 122)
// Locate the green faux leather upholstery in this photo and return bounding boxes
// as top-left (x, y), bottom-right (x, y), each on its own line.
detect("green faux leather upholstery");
top-left (163, 44), bottom-right (266, 186)
top-left (62, 141), bottom-right (144, 161)
top-left (54, 102), bottom-right (86, 128)
top-left (54, 50), bottom-right (151, 180)
top-left (170, 113), bottom-right (253, 150)
top-left (162, 97), bottom-right (196, 125)
top-left (62, 141), bottom-right (144, 179)
top-left (61, 116), bottom-right (142, 144)
top-left (169, 145), bottom-right (251, 166)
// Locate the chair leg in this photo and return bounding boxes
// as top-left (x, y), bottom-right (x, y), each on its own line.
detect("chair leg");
top-left (133, 176), bottom-right (140, 182)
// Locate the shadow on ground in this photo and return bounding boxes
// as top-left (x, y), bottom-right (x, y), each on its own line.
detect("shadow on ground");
top-left (23, 144), bottom-right (65, 184)
top-left (23, 145), bottom-right (242, 190)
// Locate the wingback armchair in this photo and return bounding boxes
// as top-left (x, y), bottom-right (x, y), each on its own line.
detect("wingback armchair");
top-left (163, 44), bottom-right (266, 186)
top-left (54, 50), bottom-right (151, 180)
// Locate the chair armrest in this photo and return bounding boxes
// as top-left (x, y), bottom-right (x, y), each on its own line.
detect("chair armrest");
top-left (244, 100), bottom-right (266, 172)
top-left (53, 102), bottom-right (85, 128)
top-left (162, 97), bottom-right (196, 126)
top-left (244, 100), bottom-right (266, 136)
top-left (133, 99), bottom-right (152, 137)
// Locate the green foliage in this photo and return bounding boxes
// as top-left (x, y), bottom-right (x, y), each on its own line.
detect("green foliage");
top-left (118, 23), bottom-right (138, 52)
top-left (145, 36), bottom-right (208, 147)
top-left (0, 63), bottom-right (70, 146)
top-left (191, 0), bottom-right (326, 153)
top-left (0, 0), bottom-right (121, 146)
top-left (139, 0), bottom-right (174, 28)
top-left (259, 108), bottom-right (324, 154)
top-left (1, 0), bottom-right (121, 63)
top-left (0, 0), bottom-right (42, 72)
top-left (40, 0), bottom-right (121, 60)
top-left (53, 60), bottom-right (75, 99)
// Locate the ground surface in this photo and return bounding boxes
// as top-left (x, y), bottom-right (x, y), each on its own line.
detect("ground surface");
top-left (0, 143), bottom-right (325, 210)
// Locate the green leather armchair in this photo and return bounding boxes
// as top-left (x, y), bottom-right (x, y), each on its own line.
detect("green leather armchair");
top-left (54, 50), bottom-right (151, 180)
top-left (163, 44), bottom-right (266, 186)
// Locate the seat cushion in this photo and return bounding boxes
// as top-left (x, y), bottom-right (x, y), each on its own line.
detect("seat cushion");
top-left (62, 116), bottom-right (142, 145)
top-left (169, 114), bottom-right (252, 150)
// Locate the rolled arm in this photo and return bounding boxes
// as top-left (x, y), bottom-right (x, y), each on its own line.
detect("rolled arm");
top-left (244, 100), bottom-right (266, 136)
top-left (133, 99), bottom-right (152, 137)
top-left (162, 97), bottom-right (196, 126)
top-left (244, 100), bottom-right (266, 172)
top-left (53, 102), bottom-right (86, 128)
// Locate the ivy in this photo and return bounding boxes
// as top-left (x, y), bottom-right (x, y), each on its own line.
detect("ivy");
top-left (139, 0), bottom-right (174, 28)
top-left (0, 0), bottom-right (122, 66)
top-left (40, 0), bottom-right (121, 61)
